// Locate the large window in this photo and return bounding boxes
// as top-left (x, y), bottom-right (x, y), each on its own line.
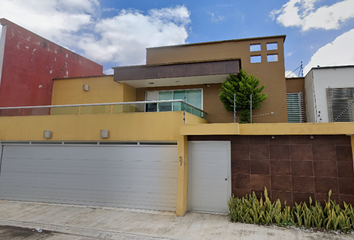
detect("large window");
top-left (145, 89), bottom-right (202, 114)
top-left (327, 88), bottom-right (354, 122)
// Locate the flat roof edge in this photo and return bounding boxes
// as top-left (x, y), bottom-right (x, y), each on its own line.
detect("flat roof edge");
top-left (53, 74), bottom-right (112, 81)
top-left (147, 35), bottom-right (286, 50)
top-left (311, 65), bottom-right (354, 70)
top-left (0, 18), bottom-right (103, 68)
top-left (286, 77), bottom-right (305, 80)
top-left (112, 58), bottom-right (241, 69)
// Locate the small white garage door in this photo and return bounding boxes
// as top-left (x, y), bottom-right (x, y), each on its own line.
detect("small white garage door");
top-left (188, 141), bottom-right (231, 213)
top-left (0, 144), bottom-right (178, 211)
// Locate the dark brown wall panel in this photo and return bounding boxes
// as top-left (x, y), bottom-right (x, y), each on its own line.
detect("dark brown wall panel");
top-left (232, 135), bottom-right (354, 206)
top-left (188, 135), bottom-right (354, 206)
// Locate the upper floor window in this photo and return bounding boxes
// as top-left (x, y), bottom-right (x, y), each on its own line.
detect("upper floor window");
top-left (250, 44), bottom-right (261, 52)
top-left (250, 55), bottom-right (262, 63)
top-left (267, 54), bottom-right (278, 62)
top-left (266, 42), bottom-right (278, 50)
top-left (145, 89), bottom-right (202, 113)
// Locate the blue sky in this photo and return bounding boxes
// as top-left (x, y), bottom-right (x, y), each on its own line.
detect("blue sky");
top-left (1, 0), bottom-right (354, 76)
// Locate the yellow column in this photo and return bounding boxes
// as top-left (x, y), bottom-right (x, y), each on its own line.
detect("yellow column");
top-left (176, 135), bottom-right (189, 216)
top-left (351, 136), bottom-right (354, 169)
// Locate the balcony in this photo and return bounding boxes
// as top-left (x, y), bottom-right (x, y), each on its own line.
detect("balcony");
top-left (0, 100), bottom-right (207, 122)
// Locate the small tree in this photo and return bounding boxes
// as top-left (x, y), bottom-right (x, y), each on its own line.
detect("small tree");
top-left (219, 69), bottom-right (268, 123)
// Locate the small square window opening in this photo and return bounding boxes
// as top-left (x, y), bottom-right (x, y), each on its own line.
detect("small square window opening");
top-left (267, 54), bottom-right (278, 62)
top-left (250, 55), bottom-right (261, 63)
top-left (267, 43), bottom-right (278, 50)
top-left (250, 44), bottom-right (261, 52)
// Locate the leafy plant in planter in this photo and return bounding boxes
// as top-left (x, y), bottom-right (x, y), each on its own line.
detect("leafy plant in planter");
top-left (219, 69), bottom-right (268, 123)
top-left (228, 188), bottom-right (354, 233)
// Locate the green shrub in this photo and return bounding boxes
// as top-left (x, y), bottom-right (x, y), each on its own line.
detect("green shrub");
top-left (228, 188), bottom-right (354, 233)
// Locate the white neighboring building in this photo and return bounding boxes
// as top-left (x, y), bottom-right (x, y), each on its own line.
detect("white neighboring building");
top-left (305, 65), bottom-right (354, 123)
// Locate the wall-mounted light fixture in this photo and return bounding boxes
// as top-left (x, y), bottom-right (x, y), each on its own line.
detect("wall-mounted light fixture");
top-left (100, 129), bottom-right (109, 139)
top-left (43, 130), bottom-right (52, 139)
top-left (271, 136), bottom-right (275, 139)
top-left (310, 136), bottom-right (314, 139)
top-left (83, 84), bottom-right (89, 91)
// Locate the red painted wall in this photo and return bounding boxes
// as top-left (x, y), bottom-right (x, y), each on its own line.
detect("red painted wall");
top-left (0, 19), bottom-right (103, 107)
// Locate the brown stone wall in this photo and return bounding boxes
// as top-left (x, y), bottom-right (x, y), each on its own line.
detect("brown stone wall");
top-left (188, 135), bottom-right (354, 206)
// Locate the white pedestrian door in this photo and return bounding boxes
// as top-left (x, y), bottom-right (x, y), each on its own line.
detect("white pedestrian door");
top-left (188, 141), bottom-right (231, 213)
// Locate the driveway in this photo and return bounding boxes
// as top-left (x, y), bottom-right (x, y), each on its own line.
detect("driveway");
top-left (0, 200), bottom-right (353, 240)
top-left (0, 225), bottom-right (102, 240)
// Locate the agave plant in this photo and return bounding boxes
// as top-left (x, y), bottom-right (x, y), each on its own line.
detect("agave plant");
top-left (227, 188), bottom-right (354, 233)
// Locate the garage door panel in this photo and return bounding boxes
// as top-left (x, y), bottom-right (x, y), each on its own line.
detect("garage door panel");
top-left (0, 192), bottom-right (176, 211)
top-left (0, 178), bottom-right (178, 195)
top-left (0, 176), bottom-right (178, 190)
top-left (2, 159), bottom-right (177, 177)
top-left (0, 194), bottom-right (177, 211)
top-left (0, 185), bottom-right (177, 201)
top-left (2, 167), bottom-right (177, 179)
top-left (2, 145), bottom-right (173, 158)
top-left (0, 145), bottom-right (178, 211)
top-left (0, 171), bottom-right (178, 185)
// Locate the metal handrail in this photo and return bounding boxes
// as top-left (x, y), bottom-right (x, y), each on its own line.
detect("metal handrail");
top-left (0, 100), bottom-right (208, 114)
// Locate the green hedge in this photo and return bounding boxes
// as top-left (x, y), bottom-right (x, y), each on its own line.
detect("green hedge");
top-left (228, 188), bottom-right (354, 233)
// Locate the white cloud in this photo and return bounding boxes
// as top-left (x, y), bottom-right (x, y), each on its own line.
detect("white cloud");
top-left (59, 0), bottom-right (99, 14)
top-left (102, 7), bottom-right (119, 12)
top-left (207, 12), bottom-right (225, 22)
top-left (285, 70), bottom-right (298, 78)
top-left (78, 6), bottom-right (190, 66)
top-left (149, 6), bottom-right (190, 25)
top-left (216, 4), bottom-right (233, 7)
top-left (0, 1), bottom-right (191, 66)
top-left (271, 0), bottom-right (354, 31)
top-left (103, 68), bottom-right (114, 75)
top-left (0, 0), bottom-right (97, 47)
top-left (304, 29), bottom-right (354, 74)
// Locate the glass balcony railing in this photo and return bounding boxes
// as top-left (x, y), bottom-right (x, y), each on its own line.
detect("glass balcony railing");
top-left (0, 100), bottom-right (207, 120)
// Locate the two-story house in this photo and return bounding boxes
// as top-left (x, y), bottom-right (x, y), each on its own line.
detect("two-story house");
top-left (0, 19), bottom-right (353, 216)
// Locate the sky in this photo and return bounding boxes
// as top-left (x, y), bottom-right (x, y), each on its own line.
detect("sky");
top-left (0, 0), bottom-right (353, 76)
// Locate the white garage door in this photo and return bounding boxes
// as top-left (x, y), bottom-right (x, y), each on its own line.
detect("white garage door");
top-left (188, 141), bottom-right (231, 213)
top-left (0, 144), bottom-right (178, 211)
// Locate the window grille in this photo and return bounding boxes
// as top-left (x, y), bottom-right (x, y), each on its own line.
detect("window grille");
top-left (327, 88), bottom-right (354, 122)
top-left (287, 92), bottom-right (304, 123)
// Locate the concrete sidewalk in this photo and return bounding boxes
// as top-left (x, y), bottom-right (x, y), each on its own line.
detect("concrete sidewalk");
top-left (0, 200), bottom-right (353, 240)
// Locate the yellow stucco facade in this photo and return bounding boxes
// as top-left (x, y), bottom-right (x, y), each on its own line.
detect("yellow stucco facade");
top-left (0, 112), bottom-right (205, 141)
top-left (181, 122), bottom-right (354, 136)
top-left (52, 75), bottom-right (136, 105)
